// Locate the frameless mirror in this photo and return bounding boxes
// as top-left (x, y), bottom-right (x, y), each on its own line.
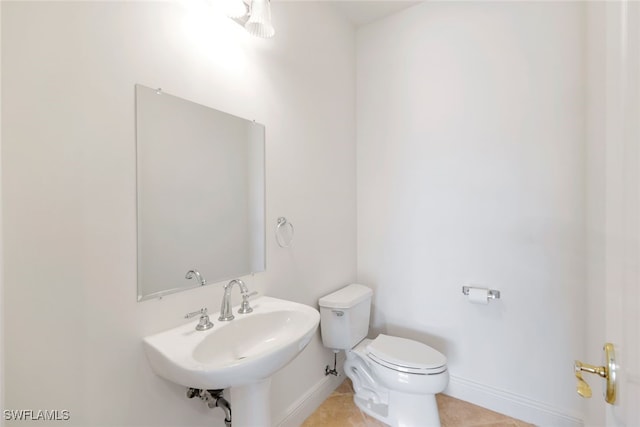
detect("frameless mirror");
top-left (135, 84), bottom-right (265, 301)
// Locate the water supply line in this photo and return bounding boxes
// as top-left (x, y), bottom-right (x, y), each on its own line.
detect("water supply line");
top-left (187, 388), bottom-right (232, 427)
top-left (325, 352), bottom-right (339, 376)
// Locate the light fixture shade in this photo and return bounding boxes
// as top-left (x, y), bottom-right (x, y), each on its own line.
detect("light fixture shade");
top-left (223, 0), bottom-right (247, 19)
top-left (245, 0), bottom-right (275, 38)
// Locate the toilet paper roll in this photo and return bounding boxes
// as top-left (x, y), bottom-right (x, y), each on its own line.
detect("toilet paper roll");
top-left (468, 288), bottom-right (489, 305)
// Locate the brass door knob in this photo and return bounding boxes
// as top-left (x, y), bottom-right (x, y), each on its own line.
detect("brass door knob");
top-left (574, 343), bottom-right (617, 404)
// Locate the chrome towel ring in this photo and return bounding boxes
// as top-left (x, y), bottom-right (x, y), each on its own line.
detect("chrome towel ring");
top-left (276, 217), bottom-right (294, 248)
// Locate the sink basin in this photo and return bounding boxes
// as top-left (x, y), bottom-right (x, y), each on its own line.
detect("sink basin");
top-left (143, 296), bottom-right (320, 390)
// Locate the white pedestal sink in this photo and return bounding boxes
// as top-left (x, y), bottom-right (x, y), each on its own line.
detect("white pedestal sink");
top-left (143, 296), bottom-right (320, 426)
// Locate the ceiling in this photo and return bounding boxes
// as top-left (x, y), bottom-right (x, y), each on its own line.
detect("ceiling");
top-left (330, 1), bottom-right (421, 27)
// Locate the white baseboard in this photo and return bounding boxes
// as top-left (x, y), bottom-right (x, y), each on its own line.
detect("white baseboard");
top-left (446, 375), bottom-right (583, 427)
top-left (276, 371), bottom-right (344, 427)
top-left (276, 369), bottom-right (583, 427)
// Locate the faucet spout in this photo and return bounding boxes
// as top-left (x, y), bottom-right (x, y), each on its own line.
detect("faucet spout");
top-left (219, 279), bottom-right (249, 321)
top-left (185, 269), bottom-right (207, 286)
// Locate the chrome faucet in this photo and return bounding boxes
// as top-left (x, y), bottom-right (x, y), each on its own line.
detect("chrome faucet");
top-left (219, 279), bottom-right (254, 321)
top-left (185, 269), bottom-right (207, 286)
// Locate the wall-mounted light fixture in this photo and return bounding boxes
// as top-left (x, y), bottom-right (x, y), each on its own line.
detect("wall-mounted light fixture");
top-left (224, 0), bottom-right (275, 38)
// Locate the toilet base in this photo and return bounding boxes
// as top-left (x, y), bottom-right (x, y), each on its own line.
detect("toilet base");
top-left (354, 390), bottom-right (441, 427)
top-left (344, 339), bottom-right (446, 427)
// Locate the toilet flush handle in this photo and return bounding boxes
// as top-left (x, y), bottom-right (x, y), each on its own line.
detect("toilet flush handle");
top-left (332, 310), bottom-right (344, 317)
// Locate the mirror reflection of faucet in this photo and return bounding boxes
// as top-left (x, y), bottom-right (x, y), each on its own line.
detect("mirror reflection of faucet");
top-left (219, 279), bottom-right (257, 321)
top-left (185, 269), bottom-right (207, 286)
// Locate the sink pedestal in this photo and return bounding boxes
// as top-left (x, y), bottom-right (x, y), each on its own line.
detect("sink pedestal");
top-left (231, 378), bottom-right (272, 427)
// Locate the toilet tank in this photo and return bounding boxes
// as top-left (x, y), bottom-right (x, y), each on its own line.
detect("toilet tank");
top-left (318, 284), bottom-right (373, 351)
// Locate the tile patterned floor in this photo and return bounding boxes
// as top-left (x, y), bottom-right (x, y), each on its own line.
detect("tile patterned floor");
top-left (302, 379), bottom-right (535, 427)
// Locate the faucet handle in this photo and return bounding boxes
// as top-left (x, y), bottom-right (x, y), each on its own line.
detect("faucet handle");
top-left (184, 308), bottom-right (214, 331)
top-left (185, 308), bottom-right (207, 319)
top-left (238, 291), bottom-right (258, 314)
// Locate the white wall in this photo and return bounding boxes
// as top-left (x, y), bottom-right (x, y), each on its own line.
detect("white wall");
top-left (585, 3), bottom-right (607, 425)
top-left (2, 1), bottom-right (355, 426)
top-left (357, 2), bottom-right (585, 425)
top-left (0, 2), bottom-right (4, 424)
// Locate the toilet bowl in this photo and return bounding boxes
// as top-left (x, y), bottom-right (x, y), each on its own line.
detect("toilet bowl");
top-left (319, 284), bottom-right (449, 427)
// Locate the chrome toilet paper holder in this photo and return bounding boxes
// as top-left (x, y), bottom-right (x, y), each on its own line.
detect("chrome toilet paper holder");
top-left (462, 286), bottom-right (501, 300)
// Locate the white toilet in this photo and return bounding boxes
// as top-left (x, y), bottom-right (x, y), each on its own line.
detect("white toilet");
top-left (319, 284), bottom-right (449, 427)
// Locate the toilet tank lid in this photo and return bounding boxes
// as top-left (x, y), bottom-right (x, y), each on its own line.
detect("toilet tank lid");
top-left (319, 284), bottom-right (373, 309)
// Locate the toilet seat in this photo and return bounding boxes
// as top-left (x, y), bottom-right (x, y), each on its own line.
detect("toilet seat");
top-left (366, 334), bottom-right (447, 375)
